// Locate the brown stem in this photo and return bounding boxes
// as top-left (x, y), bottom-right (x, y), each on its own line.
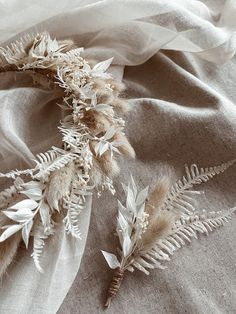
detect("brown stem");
top-left (0, 64), bottom-right (18, 72)
top-left (105, 267), bottom-right (124, 309)
top-left (0, 64), bottom-right (56, 81)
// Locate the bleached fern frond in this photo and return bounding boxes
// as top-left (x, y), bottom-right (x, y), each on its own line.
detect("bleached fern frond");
top-left (161, 159), bottom-right (236, 214)
top-left (135, 208), bottom-right (236, 274)
top-left (102, 170), bottom-right (236, 308)
top-left (63, 194), bottom-right (84, 239)
top-left (34, 149), bottom-right (58, 165)
top-left (59, 125), bottom-right (89, 149)
top-left (31, 221), bottom-right (50, 273)
top-left (0, 33), bottom-right (36, 65)
top-left (34, 151), bottom-right (78, 178)
top-left (0, 168), bottom-right (34, 179)
top-left (61, 48), bottom-right (84, 61)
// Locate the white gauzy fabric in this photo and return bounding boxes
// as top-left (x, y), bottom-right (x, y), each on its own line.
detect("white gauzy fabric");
top-left (0, 0), bottom-right (236, 313)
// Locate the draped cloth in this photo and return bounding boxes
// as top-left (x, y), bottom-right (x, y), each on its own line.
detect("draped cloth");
top-left (0, 1), bottom-right (235, 313)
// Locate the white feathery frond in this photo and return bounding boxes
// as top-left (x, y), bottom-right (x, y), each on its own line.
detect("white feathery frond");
top-left (0, 33), bottom-right (36, 65)
top-left (134, 208), bottom-right (236, 274)
top-left (31, 222), bottom-right (50, 273)
top-left (63, 194), bottom-right (84, 239)
top-left (161, 160), bottom-right (236, 214)
top-left (0, 168), bottom-right (34, 179)
top-left (34, 151), bottom-right (78, 178)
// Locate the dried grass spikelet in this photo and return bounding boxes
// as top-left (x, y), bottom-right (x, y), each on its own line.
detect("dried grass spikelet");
top-left (89, 158), bottom-right (104, 186)
top-left (141, 211), bottom-right (176, 252)
top-left (82, 110), bottom-right (111, 135)
top-left (112, 98), bottom-right (131, 114)
top-left (88, 77), bottom-right (107, 91)
top-left (113, 131), bottom-right (135, 158)
top-left (57, 39), bottom-right (75, 52)
top-left (89, 140), bottom-right (120, 178)
top-left (46, 161), bottom-right (75, 211)
top-left (145, 176), bottom-right (171, 217)
top-left (107, 79), bottom-right (126, 94)
top-left (141, 177), bottom-right (175, 250)
top-left (99, 151), bottom-right (120, 177)
top-left (0, 212), bottom-right (21, 279)
top-left (97, 90), bottom-right (114, 105)
top-left (95, 79), bottom-right (126, 106)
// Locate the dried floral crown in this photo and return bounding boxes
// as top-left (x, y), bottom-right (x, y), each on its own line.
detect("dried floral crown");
top-left (0, 32), bottom-right (134, 274)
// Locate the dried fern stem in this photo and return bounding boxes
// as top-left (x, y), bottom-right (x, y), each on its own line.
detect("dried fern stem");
top-left (105, 267), bottom-right (124, 308)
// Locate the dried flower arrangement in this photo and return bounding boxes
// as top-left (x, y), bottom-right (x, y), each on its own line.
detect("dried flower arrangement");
top-left (0, 33), bottom-right (134, 276)
top-left (0, 32), bottom-right (235, 311)
top-left (102, 160), bottom-right (236, 308)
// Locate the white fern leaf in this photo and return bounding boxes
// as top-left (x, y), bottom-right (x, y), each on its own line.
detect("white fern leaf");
top-left (134, 208), bottom-right (236, 274)
top-left (34, 149), bottom-right (58, 165)
top-left (0, 33), bottom-right (36, 65)
top-left (34, 151), bottom-right (77, 178)
top-left (0, 168), bottom-right (33, 179)
top-left (63, 195), bottom-right (83, 239)
top-left (31, 223), bottom-right (49, 273)
top-left (161, 160), bottom-right (236, 214)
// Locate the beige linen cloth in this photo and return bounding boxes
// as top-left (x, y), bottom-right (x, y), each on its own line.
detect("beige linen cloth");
top-left (0, 1), bottom-right (236, 313)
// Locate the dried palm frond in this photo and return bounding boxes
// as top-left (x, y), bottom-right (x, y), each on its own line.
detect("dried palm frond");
top-left (0, 32), bottom-right (134, 276)
top-left (102, 161), bottom-right (236, 308)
